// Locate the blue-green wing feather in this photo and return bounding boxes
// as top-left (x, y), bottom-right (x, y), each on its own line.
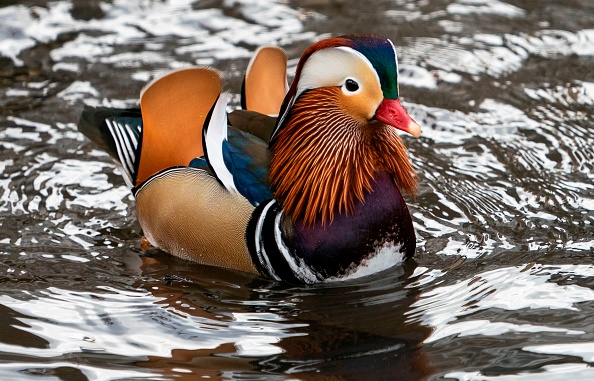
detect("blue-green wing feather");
top-left (223, 126), bottom-right (272, 206)
top-left (200, 95), bottom-right (273, 206)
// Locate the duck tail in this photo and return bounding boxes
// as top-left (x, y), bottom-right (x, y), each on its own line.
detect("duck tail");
top-left (78, 106), bottom-right (142, 188)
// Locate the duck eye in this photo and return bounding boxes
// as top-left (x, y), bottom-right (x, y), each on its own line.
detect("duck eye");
top-left (344, 79), bottom-right (359, 92)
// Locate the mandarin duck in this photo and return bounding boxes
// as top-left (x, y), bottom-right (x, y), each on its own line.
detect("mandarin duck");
top-left (78, 34), bottom-right (421, 283)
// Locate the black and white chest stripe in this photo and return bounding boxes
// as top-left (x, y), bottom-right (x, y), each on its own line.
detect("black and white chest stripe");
top-left (246, 200), bottom-right (323, 284)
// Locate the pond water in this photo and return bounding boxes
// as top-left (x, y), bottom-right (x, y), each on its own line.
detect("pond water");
top-left (1, 0), bottom-right (593, 380)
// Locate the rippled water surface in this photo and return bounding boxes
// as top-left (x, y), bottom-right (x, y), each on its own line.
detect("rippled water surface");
top-left (1, 0), bottom-right (593, 380)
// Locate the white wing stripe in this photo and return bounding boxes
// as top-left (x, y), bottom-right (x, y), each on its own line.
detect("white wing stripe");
top-left (119, 123), bottom-right (136, 172)
top-left (124, 122), bottom-right (139, 147)
top-left (204, 92), bottom-right (238, 193)
top-left (254, 200), bottom-right (280, 280)
top-left (105, 118), bottom-right (136, 187)
top-left (273, 211), bottom-right (320, 283)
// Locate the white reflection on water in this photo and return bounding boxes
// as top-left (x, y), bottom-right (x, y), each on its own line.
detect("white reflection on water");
top-left (410, 96), bottom-right (540, 144)
top-left (0, 0), bottom-right (317, 67)
top-left (447, 0), bottom-right (526, 17)
top-left (525, 81), bottom-right (594, 108)
top-left (523, 342), bottom-right (594, 363)
top-left (57, 81), bottom-right (100, 104)
top-left (0, 6), bottom-right (36, 65)
top-left (1, 0), bottom-right (593, 379)
top-left (0, 285), bottom-right (305, 360)
top-left (408, 81), bottom-right (594, 256)
top-left (401, 29), bottom-right (594, 81)
top-left (0, 361), bottom-right (158, 381)
top-left (407, 264), bottom-right (594, 343)
top-left (446, 363), bottom-right (594, 381)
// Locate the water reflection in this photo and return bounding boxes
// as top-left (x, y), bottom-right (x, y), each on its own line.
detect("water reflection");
top-left (408, 264), bottom-right (594, 342)
top-left (136, 253), bottom-right (434, 380)
top-left (1, 0), bottom-right (594, 379)
top-left (0, 251), bottom-right (433, 380)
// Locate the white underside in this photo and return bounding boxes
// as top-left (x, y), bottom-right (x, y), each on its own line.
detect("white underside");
top-left (326, 241), bottom-right (407, 282)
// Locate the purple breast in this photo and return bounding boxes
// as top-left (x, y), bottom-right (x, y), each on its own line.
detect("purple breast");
top-left (292, 171), bottom-right (416, 277)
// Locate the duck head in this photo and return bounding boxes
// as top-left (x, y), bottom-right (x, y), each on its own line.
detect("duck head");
top-left (269, 34), bottom-right (420, 226)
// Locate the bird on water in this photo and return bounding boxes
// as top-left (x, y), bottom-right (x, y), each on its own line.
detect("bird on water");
top-left (78, 34), bottom-right (422, 284)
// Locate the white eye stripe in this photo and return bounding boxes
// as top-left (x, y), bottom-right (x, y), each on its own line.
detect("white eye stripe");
top-left (297, 46), bottom-right (380, 97)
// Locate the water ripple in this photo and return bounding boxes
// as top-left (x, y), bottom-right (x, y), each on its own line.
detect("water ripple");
top-left (447, 0), bottom-right (526, 17)
top-left (407, 264), bottom-right (594, 343)
top-left (1, 0), bottom-right (594, 379)
top-left (402, 28), bottom-right (594, 82)
top-left (0, 0), bottom-right (317, 68)
top-left (447, 363), bottom-right (594, 381)
top-left (1, 284), bottom-right (305, 359)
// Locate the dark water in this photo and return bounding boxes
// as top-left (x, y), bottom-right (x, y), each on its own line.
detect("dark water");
top-left (1, 0), bottom-right (593, 380)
